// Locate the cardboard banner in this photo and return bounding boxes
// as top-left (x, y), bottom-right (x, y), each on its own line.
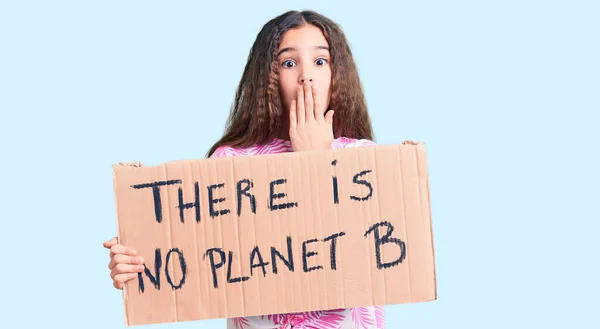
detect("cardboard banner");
top-left (112, 142), bottom-right (436, 326)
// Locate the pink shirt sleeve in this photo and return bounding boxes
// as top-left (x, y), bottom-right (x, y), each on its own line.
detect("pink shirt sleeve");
top-left (210, 145), bottom-right (235, 158)
top-left (332, 137), bottom-right (377, 149)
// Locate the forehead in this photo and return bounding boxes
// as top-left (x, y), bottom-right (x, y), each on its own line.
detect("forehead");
top-left (279, 24), bottom-right (328, 48)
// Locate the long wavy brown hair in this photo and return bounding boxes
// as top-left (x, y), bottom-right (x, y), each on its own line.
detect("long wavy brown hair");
top-left (206, 10), bottom-right (374, 157)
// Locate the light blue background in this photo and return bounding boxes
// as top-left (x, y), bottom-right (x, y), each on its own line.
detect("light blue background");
top-left (1, 0), bottom-right (598, 328)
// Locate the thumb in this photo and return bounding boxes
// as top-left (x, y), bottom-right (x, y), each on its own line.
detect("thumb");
top-left (325, 110), bottom-right (334, 125)
top-left (103, 236), bottom-right (118, 249)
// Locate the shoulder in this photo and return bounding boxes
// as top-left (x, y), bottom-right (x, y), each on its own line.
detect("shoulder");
top-left (210, 145), bottom-right (243, 158)
top-left (210, 139), bottom-right (292, 158)
top-left (332, 137), bottom-right (377, 149)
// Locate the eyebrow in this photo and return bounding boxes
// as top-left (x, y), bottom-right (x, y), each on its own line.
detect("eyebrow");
top-left (276, 46), bottom-right (330, 57)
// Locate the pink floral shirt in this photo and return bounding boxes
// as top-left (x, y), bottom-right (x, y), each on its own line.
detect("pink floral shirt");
top-left (210, 137), bottom-right (385, 329)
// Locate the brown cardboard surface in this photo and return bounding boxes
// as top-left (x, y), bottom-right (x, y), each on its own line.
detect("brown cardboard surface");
top-left (112, 142), bottom-right (436, 326)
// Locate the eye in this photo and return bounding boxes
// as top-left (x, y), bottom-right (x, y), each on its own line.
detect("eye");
top-left (315, 58), bottom-right (328, 65)
top-left (282, 60), bottom-right (296, 68)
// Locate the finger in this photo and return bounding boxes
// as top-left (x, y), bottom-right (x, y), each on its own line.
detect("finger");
top-left (304, 81), bottom-right (314, 122)
top-left (110, 244), bottom-right (137, 259)
top-left (113, 273), bottom-right (138, 289)
top-left (325, 110), bottom-right (334, 125)
top-left (109, 254), bottom-right (144, 270)
top-left (296, 85), bottom-right (305, 126)
top-left (313, 85), bottom-right (324, 121)
top-left (115, 273), bottom-right (139, 284)
top-left (113, 280), bottom-right (124, 290)
top-left (289, 100), bottom-right (297, 131)
top-left (111, 263), bottom-right (145, 279)
top-left (103, 237), bottom-right (118, 249)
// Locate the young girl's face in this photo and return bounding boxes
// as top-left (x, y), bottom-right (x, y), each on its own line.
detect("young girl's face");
top-left (277, 24), bottom-right (332, 116)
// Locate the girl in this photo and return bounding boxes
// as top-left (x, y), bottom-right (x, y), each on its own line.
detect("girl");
top-left (104, 10), bottom-right (385, 329)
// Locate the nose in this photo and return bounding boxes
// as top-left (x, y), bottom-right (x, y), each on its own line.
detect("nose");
top-left (298, 62), bottom-right (315, 84)
top-left (298, 68), bottom-right (313, 84)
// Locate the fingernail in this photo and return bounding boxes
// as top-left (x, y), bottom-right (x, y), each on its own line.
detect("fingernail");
top-left (138, 265), bottom-right (145, 271)
top-left (139, 257), bottom-right (144, 264)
